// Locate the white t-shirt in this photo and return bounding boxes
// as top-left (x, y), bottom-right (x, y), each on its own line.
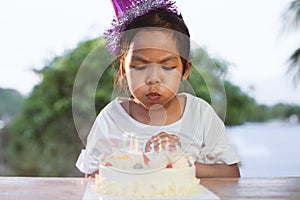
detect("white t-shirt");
top-left (76, 93), bottom-right (240, 174)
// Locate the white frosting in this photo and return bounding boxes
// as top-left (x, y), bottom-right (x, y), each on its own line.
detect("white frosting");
top-left (93, 166), bottom-right (200, 198)
top-left (93, 150), bottom-right (201, 198)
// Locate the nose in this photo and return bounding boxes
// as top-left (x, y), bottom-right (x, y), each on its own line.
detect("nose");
top-left (146, 66), bottom-right (161, 85)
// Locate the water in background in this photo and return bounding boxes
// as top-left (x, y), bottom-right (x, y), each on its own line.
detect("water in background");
top-left (226, 122), bottom-right (300, 177)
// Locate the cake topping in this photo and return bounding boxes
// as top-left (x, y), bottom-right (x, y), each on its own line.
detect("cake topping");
top-left (166, 163), bottom-right (173, 168)
top-left (133, 163), bottom-right (144, 169)
top-left (100, 148), bottom-right (195, 171)
top-left (142, 152), bottom-right (150, 165)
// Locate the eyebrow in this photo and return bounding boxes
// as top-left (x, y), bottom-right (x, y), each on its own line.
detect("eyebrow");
top-left (159, 55), bottom-right (178, 63)
top-left (131, 54), bottom-right (178, 63)
top-left (131, 54), bottom-right (150, 63)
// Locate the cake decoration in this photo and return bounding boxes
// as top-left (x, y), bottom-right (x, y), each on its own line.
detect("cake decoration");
top-left (93, 147), bottom-right (201, 198)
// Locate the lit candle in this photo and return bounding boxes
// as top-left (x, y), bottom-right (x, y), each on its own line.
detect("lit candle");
top-left (129, 135), bottom-right (133, 152)
top-left (135, 137), bottom-right (138, 153)
top-left (158, 138), bottom-right (162, 151)
top-left (153, 137), bottom-right (158, 152)
top-left (123, 133), bottom-right (127, 151)
top-left (166, 137), bottom-right (169, 151)
top-left (152, 142), bottom-right (155, 153)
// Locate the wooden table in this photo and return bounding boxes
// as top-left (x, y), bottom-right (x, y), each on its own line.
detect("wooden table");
top-left (0, 177), bottom-right (300, 199)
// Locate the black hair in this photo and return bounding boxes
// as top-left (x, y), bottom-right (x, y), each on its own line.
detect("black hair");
top-left (114, 9), bottom-right (190, 93)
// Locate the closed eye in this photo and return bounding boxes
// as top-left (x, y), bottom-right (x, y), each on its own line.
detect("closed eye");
top-left (162, 66), bottom-right (176, 71)
top-left (131, 65), bottom-right (146, 70)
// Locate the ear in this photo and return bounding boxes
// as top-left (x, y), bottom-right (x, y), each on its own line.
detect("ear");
top-left (120, 56), bottom-right (126, 77)
top-left (182, 59), bottom-right (192, 80)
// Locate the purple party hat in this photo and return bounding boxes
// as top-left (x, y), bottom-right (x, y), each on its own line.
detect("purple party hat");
top-left (105, 0), bottom-right (180, 56)
top-left (111, 0), bottom-right (131, 18)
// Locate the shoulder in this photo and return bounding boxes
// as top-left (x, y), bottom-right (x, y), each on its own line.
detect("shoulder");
top-left (183, 93), bottom-right (212, 111)
top-left (96, 97), bottom-right (132, 122)
top-left (180, 93), bottom-right (219, 122)
top-left (97, 98), bottom-right (123, 118)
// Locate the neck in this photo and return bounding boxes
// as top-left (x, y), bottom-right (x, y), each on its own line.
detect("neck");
top-left (148, 104), bottom-right (168, 126)
top-left (128, 95), bottom-right (185, 126)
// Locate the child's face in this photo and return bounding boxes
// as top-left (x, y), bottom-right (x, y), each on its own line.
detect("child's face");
top-left (122, 30), bottom-right (190, 109)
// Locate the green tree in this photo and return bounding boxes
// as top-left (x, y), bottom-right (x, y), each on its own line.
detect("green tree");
top-left (282, 0), bottom-right (300, 85)
top-left (189, 48), bottom-right (260, 125)
top-left (223, 82), bottom-right (257, 125)
top-left (0, 88), bottom-right (24, 123)
top-left (7, 37), bottom-right (114, 176)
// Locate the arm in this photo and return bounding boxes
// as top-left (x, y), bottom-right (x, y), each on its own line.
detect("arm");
top-left (85, 170), bottom-right (99, 178)
top-left (195, 162), bottom-right (240, 178)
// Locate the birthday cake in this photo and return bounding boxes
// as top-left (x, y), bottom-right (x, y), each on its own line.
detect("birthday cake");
top-left (92, 150), bottom-right (201, 198)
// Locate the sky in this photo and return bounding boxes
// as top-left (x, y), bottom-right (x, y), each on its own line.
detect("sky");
top-left (1, 0), bottom-right (299, 106)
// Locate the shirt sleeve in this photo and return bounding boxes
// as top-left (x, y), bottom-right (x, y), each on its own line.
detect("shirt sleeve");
top-left (75, 113), bottom-right (112, 174)
top-left (75, 149), bottom-right (100, 174)
top-left (196, 104), bottom-right (240, 165)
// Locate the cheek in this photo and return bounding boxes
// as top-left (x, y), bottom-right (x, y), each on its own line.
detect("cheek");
top-left (164, 71), bottom-right (183, 91)
top-left (162, 70), bottom-right (182, 83)
top-left (126, 71), bottom-right (145, 91)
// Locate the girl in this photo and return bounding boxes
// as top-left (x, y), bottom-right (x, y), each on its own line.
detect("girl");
top-left (76, 0), bottom-right (240, 178)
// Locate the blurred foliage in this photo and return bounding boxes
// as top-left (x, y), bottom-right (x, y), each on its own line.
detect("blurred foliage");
top-left (0, 88), bottom-right (24, 123)
top-left (3, 37), bottom-right (300, 176)
top-left (5, 37), bottom-right (114, 176)
top-left (282, 0), bottom-right (300, 85)
top-left (189, 49), bottom-right (258, 125)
